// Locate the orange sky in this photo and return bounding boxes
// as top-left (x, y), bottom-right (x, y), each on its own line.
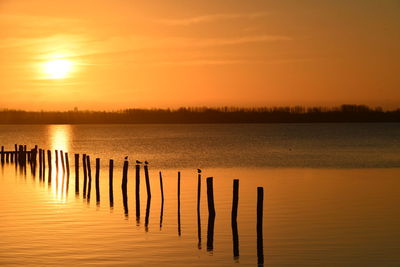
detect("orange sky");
top-left (0, 0), bottom-right (399, 110)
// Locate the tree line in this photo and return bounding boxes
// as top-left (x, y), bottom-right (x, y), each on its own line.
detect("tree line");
top-left (0, 105), bottom-right (399, 124)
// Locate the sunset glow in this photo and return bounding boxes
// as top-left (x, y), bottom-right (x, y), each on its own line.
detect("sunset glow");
top-left (42, 59), bottom-right (74, 79)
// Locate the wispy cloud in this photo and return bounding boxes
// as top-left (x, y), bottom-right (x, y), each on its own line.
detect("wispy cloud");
top-left (156, 12), bottom-right (268, 26)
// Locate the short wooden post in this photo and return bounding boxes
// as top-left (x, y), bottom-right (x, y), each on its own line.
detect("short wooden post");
top-left (135, 164), bottom-right (140, 218)
top-left (65, 152), bottom-right (70, 176)
top-left (74, 154), bottom-right (79, 194)
top-left (257, 187), bottom-right (264, 265)
top-left (144, 164), bottom-right (151, 199)
top-left (95, 158), bottom-right (100, 203)
top-left (6, 152), bottom-right (10, 163)
top-left (109, 159), bottom-right (114, 206)
top-left (232, 179), bottom-right (239, 258)
top-left (82, 154), bottom-right (87, 197)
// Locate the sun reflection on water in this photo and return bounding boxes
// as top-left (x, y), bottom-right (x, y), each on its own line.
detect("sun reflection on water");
top-left (48, 125), bottom-right (72, 201)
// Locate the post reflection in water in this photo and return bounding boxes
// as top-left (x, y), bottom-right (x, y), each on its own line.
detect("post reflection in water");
top-left (145, 197), bottom-right (151, 232)
top-left (49, 125), bottom-right (71, 201)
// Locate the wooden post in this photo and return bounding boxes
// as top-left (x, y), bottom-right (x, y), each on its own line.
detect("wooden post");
top-left (14, 144), bottom-right (18, 164)
top-left (232, 179), bottom-right (239, 258)
top-left (6, 152), bottom-right (10, 163)
top-left (109, 159), bottom-right (114, 207)
top-left (135, 164), bottom-right (140, 218)
top-left (159, 171), bottom-right (164, 229)
top-left (197, 169), bottom-right (202, 248)
top-left (178, 171), bottom-right (181, 236)
top-left (257, 187), bottom-right (264, 265)
top-left (55, 150), bottom-right (59, 171)
top-left (122, 160), bottom-right (129, 217)
top-left (39, 149), bottom-right (43, 177)
top-left (86, 155), bottom-right (92, 200)
top-left (206, 177), bottom-right (216, 251)
top-left (144, 164), bottom-right (151, 199)
top-left (121, 160), bottom-right (128, 190)
top-left (46, 150), bottom-right (51, 183)
top-left (75, 154), bottom-right (79, 194)
top-left (95, 158), bottom-right (100, 203)
top-left (82, 154), bottom-right (87, 198)
top-left (65, 152), bottom-right (70, 176)
top-left (60, 150), bottom-right (65, 173)
top-left (206, 177), bottom-right (216, 216)
top-left (145, 197), bottom-right (151, 232)
top-left (47, 150), bottom-right (52, 172)
top-left (1, 146), bottom-right (4, 164)
top-left (42, 149), bottom-right (45, 177)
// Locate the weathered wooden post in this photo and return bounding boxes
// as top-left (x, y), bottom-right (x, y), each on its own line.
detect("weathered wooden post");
top-left (145, 197), bottom-right (151, 232)
top-left (159, 171), bottom-right (164, 229)
top-left (75, 154), bottom-right (79, 194)
top-left (232, 179), bottom-right (239, 258)
top-left (122, 160), bottom-right (129, 217)
top-left (1, 146), bottom-right (4, 164)
top-left (47, 150), bottom-right (52, 183)
top-left (144, 163), bottom-right (151, 199)
top-left (257, 187), bottom-right (264, 265)
top-left (82, 154), bottom-right (87, 197)
top-left (47, 150), bottom-right (52, 173)
top-left (65, 152), bottom-right (70, 176)
top-left (95, 158), bottom-right (100, 203)
top-left (42, 149), bottom-right (46, 177)
top-left (86, 155), bottom-right (92, 200)
top-left (6, 152), bottom-right (10, 163)
top-left (39, 149), bottom-right (43, 177)
top-left (197, 169), bottom-right (202, 248)
top-left (135, 163), bottom-right (140, 218)
top-left (55, 150), bottom-right (59, 171)
top-left (206, 177), bottom-right (216, 251)
top-left (14, 144), bottom-right (18, 165)
top-left (109, 159), bottom-right (114, 207)
top-left (178, 171), bottom-right (181, 236)
top-left (60, 150), bottom-right (65, 173)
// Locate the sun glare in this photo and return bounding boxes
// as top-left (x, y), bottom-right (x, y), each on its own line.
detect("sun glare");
top-left (43, 59), bottom-right (73, 79)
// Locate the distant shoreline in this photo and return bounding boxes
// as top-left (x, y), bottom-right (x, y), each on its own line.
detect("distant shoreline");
top-left (1, 105), bottom-right (399, 124)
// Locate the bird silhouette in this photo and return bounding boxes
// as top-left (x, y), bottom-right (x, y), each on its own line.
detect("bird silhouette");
top-left (136, 160), bottom-right (142, 164)
top-left (197, 169), bottom-right (202, 173)
top-left (144, 160), bottom-right (149, 165)
top-left (124, 156), bottom-right (128, 160)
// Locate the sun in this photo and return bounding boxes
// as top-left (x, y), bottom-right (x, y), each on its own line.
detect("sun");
top-left (42, 59), bottom-right (74, 79)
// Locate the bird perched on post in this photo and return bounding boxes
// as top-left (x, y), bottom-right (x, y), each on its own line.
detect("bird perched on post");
top-left (144, 160), bottom-right (149, 165)
top-left (197, 169), bottom-right (202, 173)
top-left (124, 156), bottom-right (128, 160)
top-left (136, 160), bottom-right (142, 164)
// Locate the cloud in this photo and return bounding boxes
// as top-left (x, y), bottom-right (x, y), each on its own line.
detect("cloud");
top-left (156, 12), bottom-right (268, 26)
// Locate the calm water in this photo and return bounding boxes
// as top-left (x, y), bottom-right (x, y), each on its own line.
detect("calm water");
top-left (0, 123), bottom-right (400, 266)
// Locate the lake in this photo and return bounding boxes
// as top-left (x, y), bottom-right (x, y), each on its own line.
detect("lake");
top-left (1, 123), bottom-right (400, 266)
